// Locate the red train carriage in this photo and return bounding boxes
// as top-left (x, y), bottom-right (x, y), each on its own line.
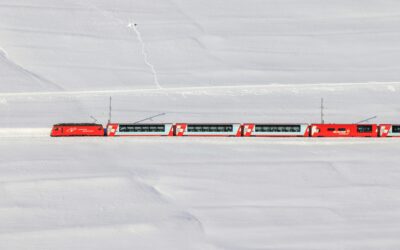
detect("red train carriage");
top-left (243, 124), bottom-right (309, 137)
top-left (107, 123), bottom-right (174, 136)
top-left (310, 124), bottom-right (378, 137)
top-left (51, 123), bottom-right (104, 137)
top-left (175, 123), bottom-right (242, 136)
top-left (379, 124), bottom-right (400, 137)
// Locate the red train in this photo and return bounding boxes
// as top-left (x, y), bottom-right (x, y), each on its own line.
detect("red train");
top-left (51, 123), bottom-right (104, 137)
top-left (310, 124), bottom-right (379, 137)
top-left (51, 123), bottom-right (400, 137)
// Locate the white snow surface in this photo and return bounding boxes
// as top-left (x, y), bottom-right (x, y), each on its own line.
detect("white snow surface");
top-left (1, 0), bottom-right (400, 249)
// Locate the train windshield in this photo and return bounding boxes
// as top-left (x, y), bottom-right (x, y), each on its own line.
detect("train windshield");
top-left (392, 125), bottom-right (400, 133)
top-left (119, 124), bottom-right (166, 132)
top-left (187, 124), bottom-right (233, 132)
top-left (357, 125), bottom-right (372, 133)
top-left (255, 125), bottom-right (301, 133)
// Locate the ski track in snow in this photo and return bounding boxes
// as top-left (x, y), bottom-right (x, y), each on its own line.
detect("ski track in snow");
top-left (127, 21), bottom-right (162, 89)
top-left (0, 129), bottom-right (399, 148)
top-left (0, 128), bottom-right (50, 137)
top-left (84, 2), bottom-right (162, 89)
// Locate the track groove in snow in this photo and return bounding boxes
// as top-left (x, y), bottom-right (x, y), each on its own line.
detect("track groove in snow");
top-left (0, 81), bottom-right (398, 98)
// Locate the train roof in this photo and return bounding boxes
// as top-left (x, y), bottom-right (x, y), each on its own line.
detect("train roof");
top-left (310, 123), bottom-right (377, 125)
top-left (53, 123), bottom-right (103, 126)
top-left (115, 123), bottom-right (172, 125)
top-left (243, 123), bottom-right (309, 125)
top-left (175, 123), bottom-right (241, 124)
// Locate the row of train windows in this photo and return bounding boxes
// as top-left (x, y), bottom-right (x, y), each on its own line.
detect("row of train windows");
top-left (255, 125), bottom-right (301, 133)
top-left (187, 125), bottom-right (233, 132)
top-left (119, 125), bottom-right (166, 132)
top-left (326, 125), bottom-right (373, 133)
top-left (116, 124), bottom-right (400, 133)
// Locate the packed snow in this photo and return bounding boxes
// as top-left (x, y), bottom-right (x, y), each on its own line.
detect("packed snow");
top-left (1, 0), bottom-right (400, 249)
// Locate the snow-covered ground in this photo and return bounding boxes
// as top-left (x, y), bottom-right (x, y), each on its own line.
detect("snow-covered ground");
top-left (1, 0), bottom-right (400, 249)
top-left (1, 0), bottom-right (400, 92)
top-left (2, 137), bottom-right (400, 250)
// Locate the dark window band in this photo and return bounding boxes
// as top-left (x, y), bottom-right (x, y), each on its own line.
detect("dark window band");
top-left (119, 124), bottom-right (166, 132)
top-left (357, 125), bottom-right (372, 133)
top-left (187, 124), bottom-right (233, 132)
top-left (392, 125), bottom-right (400, 133)
top-left (255, 125), bottom-right (301, 133)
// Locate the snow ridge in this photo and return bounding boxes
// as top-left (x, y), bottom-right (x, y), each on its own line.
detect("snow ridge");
top-left (0, 45), bottom-right (63, 91)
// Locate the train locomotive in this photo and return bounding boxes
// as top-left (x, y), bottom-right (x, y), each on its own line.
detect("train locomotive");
top-left (50, 123), bottom-right (105, 137)
top-left (50, 122), bottom-right (400, 137)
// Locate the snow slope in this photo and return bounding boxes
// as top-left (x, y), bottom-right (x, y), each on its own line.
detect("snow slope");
top-left (2, 137), bottom-right (400, 250)
top-left (1, 0), bottom-right (400, 249)
top-left (1, 0), bottom-right (400, 92)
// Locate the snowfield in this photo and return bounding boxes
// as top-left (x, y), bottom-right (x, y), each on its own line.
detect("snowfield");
top-left (1, 0), bottom-right (400, 249)
top-left (2, 137), bottom-right (400, 250)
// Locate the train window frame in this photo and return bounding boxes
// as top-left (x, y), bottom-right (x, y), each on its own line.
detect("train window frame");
top-left (338, 128), bottom-right (346, 132)
top-left (327, 128), bottom-right (335, 132)
top-left (357, 125), bottom-right (372, 133)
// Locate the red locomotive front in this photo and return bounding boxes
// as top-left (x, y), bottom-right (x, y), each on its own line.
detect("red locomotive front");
top-left (310, 124), bottom-right (378, 137)
top-left (51, 123), bottom-right (105, 137)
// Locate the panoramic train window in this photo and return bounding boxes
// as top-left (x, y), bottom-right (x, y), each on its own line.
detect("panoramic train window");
top-left (119, 124), bottom-right (166, 132)
top-left (187, 124), bottom-right (233, 132)
top-left (338, 128), bottom-right (346, 131)
top-left (357, 125), bottom-right (372, 133)
top-left (254, 125), bottom-right (301, 133)
top-left (327, 128), bottom-right (335, 131)
top-left (392, 125), bottom-right (400, 133)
